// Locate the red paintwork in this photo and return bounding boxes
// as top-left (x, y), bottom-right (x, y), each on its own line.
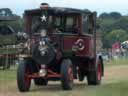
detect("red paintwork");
top-left (63, 35), bottom-right (93, 57)
top-left (27, 69), bottom-right (61, 79)
top-left (97, 63), bottom-right (101, 80)
top-left (47, 70), bottom-right (61, 78)
top-left (27, 73), bottom-right (40, 78)
top-left (25, 65), bottom-right (31, 86)
top-left (68, 65), bottom-right (73, 81)
top-left (77, 15), bottom-right (82, 34)
top-left (24, 9), bottom-right (94, 58)
top-left (23, 7), bottom-right (99, 81)
top-left (25, 16), bottom-right (31, 33)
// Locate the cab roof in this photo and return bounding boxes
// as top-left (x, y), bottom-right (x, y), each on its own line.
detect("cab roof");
top-left (24, 7), bottom-right (92, 16)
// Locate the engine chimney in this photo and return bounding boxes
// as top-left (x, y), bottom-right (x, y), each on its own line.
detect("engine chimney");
top-left (40, 3), bottom-right (49, 9)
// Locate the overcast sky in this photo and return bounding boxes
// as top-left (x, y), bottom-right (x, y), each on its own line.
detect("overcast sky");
top-left (0, 0), bottom-right (127, 16)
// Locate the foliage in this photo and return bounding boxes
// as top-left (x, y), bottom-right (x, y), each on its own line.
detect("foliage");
top-left (98, 12), bottom-right (128, 48)
top-left (105, 29), bottom-right (128, 47)
top-left (0, 8), bottom-right (24, 32)
top-left (99, 12), bottom-right (122, 19)
top-left (0, 8), bottom-right (25, 45)
top-left (109, 12), bottom-right (122, 19)
top-left (113, 17), bottom-right (128, 31)
top-left (0, 8), bottom-right (13, 16)
top-left (0, 18), bottom-right (25, 32)
top-left (99, 12), bottom-right (109, 19)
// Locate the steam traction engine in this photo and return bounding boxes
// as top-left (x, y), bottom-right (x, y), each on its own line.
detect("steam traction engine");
top-left (17, 3), bottom-right (104, 92)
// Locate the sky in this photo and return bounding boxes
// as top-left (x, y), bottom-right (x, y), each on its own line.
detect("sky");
top-left (0, 0), bottom-right (127, 16)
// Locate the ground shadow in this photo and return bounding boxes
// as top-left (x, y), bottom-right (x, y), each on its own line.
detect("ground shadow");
top-left (30, 82), bottom-right (87, 92)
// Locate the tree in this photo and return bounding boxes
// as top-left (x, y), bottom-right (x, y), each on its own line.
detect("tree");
top-left (113, 16), bottom-right (128, 31)
top-left (109, 12), bottom-right (122, 19)
top-left (97, 12), bottom-right (127, 48)
top-left (0, 8), bottom-right (23, 32)
top-left (99, 12), bottom-right (122, 19)
top-left (0, 8), bottom-right (13, 16)
top-left (99, 13), bottom-right (110, 19)
top-left (105, 29), bottom-right (128, 48)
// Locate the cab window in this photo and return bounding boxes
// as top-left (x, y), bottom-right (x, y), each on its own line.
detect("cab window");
top-left (55, 17), bottom-right (61, 26)
top-left (65, 17), bottom-right (75, 33)
top-left (82, 15), bottom-right (88, 33)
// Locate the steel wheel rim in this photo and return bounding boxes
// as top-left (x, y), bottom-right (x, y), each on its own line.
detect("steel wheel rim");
top-left (97, 64), bottom-right (101, 80)
top-left (68, 65), bottom-right (73, 81)
top-left (25, 65), bottom-right (30, 86)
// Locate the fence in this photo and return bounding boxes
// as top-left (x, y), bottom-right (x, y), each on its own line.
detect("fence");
top-left (0, 46), bottom-right (21, 70)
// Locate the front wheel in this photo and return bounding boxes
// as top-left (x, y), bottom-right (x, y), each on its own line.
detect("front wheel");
top-left (87, 60), bottom-right (101, 85)
top-left (61, 59), bottom-right (73, 90)
top-left (17, 60), bottom-right (31, 92)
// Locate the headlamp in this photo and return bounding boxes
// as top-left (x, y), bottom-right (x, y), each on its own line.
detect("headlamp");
top-left (40, 29), bottom-right (47, 37)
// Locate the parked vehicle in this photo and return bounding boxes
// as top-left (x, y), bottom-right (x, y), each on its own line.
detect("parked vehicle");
top-left (17, 3), bottom-right (104, 92)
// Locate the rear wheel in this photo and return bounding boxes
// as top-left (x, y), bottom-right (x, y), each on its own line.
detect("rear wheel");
top-left (87, 60), bottom-right (101, 85)
top-left (17, 60), bottom-right (31, 92)
top-left (34, 78), bottom-right (48, 86)
top-left (61, 59), bottom-right (73, 90)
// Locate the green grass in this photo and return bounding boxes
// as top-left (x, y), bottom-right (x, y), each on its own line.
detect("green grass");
top-left (84, 81), bottom-right (128, 96)
top-left (0, 59), bottom-right (128, 96)
top-left (24, 81), bottom-right (128, 96)
top-left (0, 69), bottom-right (16, 82)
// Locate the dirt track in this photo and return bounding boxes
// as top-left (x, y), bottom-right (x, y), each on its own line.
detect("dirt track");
top-left (1, 64), bottom-right (128, 96)
top-left (103, 65), bottom-right (128, 83)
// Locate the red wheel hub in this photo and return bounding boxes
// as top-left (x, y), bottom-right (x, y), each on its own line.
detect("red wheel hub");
top-left (97, 64), bottom-right (101, 80)
top-left (25, 66), bottom-right (31, 86)
top-left (68, 66), bottom-right (73, 81)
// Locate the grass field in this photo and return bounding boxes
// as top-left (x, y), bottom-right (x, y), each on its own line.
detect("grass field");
top-left (0, 59), bottom-right (128, 96)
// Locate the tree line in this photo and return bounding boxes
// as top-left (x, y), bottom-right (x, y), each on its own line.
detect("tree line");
top-left (97, 12), bottom-right (128, 48)
top-left (0, 8), bottom-right (24, 32)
